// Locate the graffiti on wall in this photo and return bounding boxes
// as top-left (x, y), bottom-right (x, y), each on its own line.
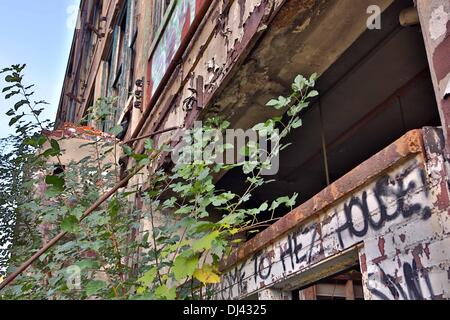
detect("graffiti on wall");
top-left (149, 0), bottom-right (205, 98)
top-left (367, 259), bottom-right (437, 300)
top-left (336, 164), bottom-right (431, 248)
top-left (212, 157), bottom-right (449, 300)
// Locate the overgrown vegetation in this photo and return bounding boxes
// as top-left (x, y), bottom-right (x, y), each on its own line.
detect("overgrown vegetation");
top-left (0, 64), bottom-right (318, 300)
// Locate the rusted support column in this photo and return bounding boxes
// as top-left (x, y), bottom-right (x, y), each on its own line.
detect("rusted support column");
top-left (258, 289), bottom-right (292, 300)
top-left (417, 1), bottom-right (450, 155)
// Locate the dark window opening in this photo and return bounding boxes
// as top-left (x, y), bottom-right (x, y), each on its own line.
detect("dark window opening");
top-left (128, 33), bottom-right (137, 95)
top-left (101, 46), bottom-right (115, 132)
top-left (293, 265), bottom-right (364, 300)
top-left (117, 11), bottom-right (128, 74)
top-left (216, 0), bottom-right (441, 240)
top-left (67, 54), bottom-right (74, 76)
top-left (116, 110), bottom-right (131, 141)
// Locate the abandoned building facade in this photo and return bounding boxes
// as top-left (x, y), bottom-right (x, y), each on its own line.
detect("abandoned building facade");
top-left (55, 0), bottom-right (450, 300)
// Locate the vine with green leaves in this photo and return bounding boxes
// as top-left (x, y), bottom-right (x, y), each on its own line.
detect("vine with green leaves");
top-left (0, 64), bottom-right (318, 300)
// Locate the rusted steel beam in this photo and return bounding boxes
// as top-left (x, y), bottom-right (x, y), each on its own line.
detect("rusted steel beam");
top-left (417, 1), bottom-right (450, 156)
top-left (222, 129), bottom-right (426, 270)
top-left (122, 126), bottom-right (181, 145)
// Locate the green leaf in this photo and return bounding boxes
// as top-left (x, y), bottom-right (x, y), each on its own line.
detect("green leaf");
top-left (12, 64), bottom-right (26, 72)
top-left (34, 100), bottom-right (49, 105)
top-left (269, 199), bottom-right (280, 211)
top-left (85, 280), bottom-right (107, 296)
top-left (8, 115), bottom-right (23, 126)
top-left (2, 84), bottom-right (17, 92)
top-left (122, 145), bottom-right (133, 155)
top-left (61, 215), bottom-right (79, 233)
top-left (266, 96), bottom-right (291, 110)
top-left (32, 109), bottom-right (43, 116)
top-left (0, 67), bottom-right (12, 74)
top-left (211, 192), bottom-right (235, 207)
top-left (36, 135), bottom-right (47, 146)
top-left (5, 75), bottom-right (20, 83)
top-left (193, 265), bottom-right (221, 284)
top-left (75, 260), bottom-right (98, 271)
top-left (137, 267), bottom-right (157, 293)
top-left (42, 148), bottom-right (60, 157)
top-left (155, 285), bottom-right (176, 300)
top-left (144, 139), bottom-right (154, 151)
top-left (50, 139), bottom-right (61, 153)
top-left (266, 99), bottom-right (280, 107)
top-left (131, 153), bottom-right (148, 162)
top-left (292, 75), bottom-right (306, 92)
top-left (163, 197), bottom-right (177, 209)
top-left (286, 193), bottom-right (298, 207)
top-left (175, 206), bottom-right (193, 215)
top-left (45, 175), bottom-right (65, 190)
top-left (307, 90), bottom-right (319, 99)
top-left (309, 73), bottom-right (318, 85)
top-left (192, 231), bottom-right (220, 252)
top-left (173, 255), bottom-right (198, 281)
top-left (44, 186), bottom-right (63, 198)
top-left (292, 117), bottom-right (303, 129)
top-left (5, 90), bottom-right (20, 99)
top-left (109, 125), bottom-right (123, 136)
top-left (258, 202), bottom-right (269, 212)
top-left (5, 109), bottom-right (15, 116)
top-left (14, 100), bottom-right (28, 110)
top-left (138, 157), bottom-right (150, 166)
top-left (108, 198), bottom-right (120, 218)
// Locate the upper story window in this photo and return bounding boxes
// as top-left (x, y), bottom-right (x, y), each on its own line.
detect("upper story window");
top-left (112, 8), bottom-right (128, 88)
top-left (152, 0), bottom-right (172, 41)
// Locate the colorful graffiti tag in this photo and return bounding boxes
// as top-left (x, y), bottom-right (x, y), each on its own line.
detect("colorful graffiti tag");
top-left (149, 0), bottom-right (205, 97)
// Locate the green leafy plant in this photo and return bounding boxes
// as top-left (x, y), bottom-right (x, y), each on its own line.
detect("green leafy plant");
top-left (0, 64), bottom-right (318, 300)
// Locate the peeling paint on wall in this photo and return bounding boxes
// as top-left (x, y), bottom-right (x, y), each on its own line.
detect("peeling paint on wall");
top-left (429, 5), bottom-right (448, 41)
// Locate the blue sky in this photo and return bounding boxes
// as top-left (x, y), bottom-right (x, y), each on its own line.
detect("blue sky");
top-left (0, 0), bottom-right (80, 139)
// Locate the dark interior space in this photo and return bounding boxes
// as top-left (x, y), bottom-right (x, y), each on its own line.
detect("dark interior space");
top-left (216, 0), bottom-right (441, 234)
top-left (293, 265), bottom-right (364, 300)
